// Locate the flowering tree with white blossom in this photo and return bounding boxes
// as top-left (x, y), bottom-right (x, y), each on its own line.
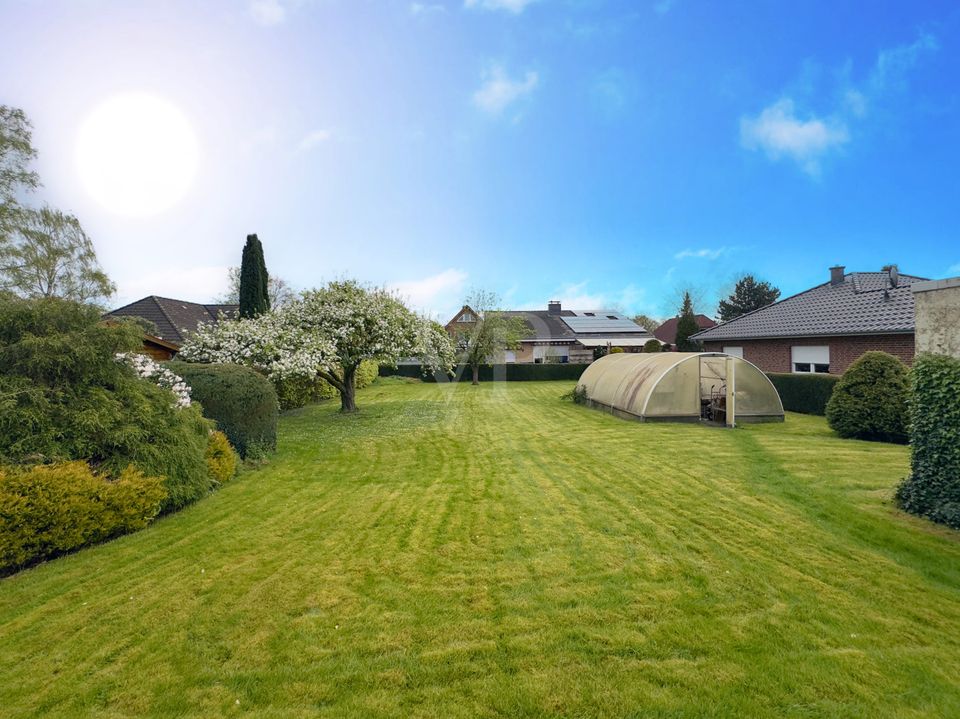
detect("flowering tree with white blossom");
top-left (181, 280), bottom-right (455, 412)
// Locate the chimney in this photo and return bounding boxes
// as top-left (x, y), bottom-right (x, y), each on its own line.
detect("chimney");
top-left (547, 300), bottom-right (562, 315)
top-left (884, 264), bottom-right (899, 288)
top-left (830, 266), bottom-right (845, 286)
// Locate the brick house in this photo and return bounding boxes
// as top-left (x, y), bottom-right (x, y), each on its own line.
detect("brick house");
top-left (653, 314), bottom-right (717, 350)
top-left (105, 296), bottom-right (239, 360)
top-left (691, 266), bottom-right (925, 375)
top-left (445, 301), bottom-right (655, 364)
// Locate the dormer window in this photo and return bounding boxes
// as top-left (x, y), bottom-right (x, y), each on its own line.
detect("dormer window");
top-left (460, 312), bottom-right (475, 322)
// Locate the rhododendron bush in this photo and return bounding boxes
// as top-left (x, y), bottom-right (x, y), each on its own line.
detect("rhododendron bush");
top-left (181, 280), bottom-right (455, 411)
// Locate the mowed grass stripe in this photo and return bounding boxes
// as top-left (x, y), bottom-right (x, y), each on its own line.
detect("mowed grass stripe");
top-left (1, 380), bottom-right (959, 718)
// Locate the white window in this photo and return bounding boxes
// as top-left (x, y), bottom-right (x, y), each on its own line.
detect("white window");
top-left (791, 346), bottom-right (830, 374)
top-left (503, 350), bottom-right (516, 363)
top-left (723, 346), bottom-right (744, 358)
top-left (460, 312), bottom-right (475, 322)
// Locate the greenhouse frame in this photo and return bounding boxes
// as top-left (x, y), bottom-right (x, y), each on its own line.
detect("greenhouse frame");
top-left (576, 352), bottom-right (784, 425)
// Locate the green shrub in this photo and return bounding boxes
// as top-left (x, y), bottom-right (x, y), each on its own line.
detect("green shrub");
top-left (0, 461), bottom-right (166, 574)
top-left (825, 351), bottom-right (909, 443)
top-left (643, 339), bottom-right (662, 353)
top-left (380, 363), bottom-right (589, 382)
top-left (206, 431), bottom-right (238, 485)
top-left (896, 354), bottom-right (960, 529)
top-left (0, 297), bottom-right (214, 512)
top-left (166, 361), bottom-right (278, 456)
top-left (766, 372), bottom-right (840, 415)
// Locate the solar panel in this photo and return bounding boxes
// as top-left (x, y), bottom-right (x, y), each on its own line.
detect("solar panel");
top-left (560, 316), bottom-right (647, 333)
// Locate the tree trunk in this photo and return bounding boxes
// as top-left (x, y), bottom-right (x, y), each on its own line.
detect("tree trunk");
top-left (472, 364), bottom-right (479, 385)
top-left (340, 364), bottom-right (358, 412)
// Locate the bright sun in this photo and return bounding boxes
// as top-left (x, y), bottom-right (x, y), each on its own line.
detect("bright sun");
top-left (76, 93), bottom-right (199, 217)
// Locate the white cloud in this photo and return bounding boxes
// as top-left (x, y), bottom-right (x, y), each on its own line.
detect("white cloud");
top-left (472, 65), bottom-right (539, 115)
top-left (674, 247), bottom-right (732, 261)
top-left (464, 0), bottom-right (538, 13)
top-left (948, 263), bottom-right (960, 276)
top-left (870, 32), bottom-right (938, 93)
top-left (248, 0), bottom-right (287, 26)
top-left (116, 266), bottom-right (231, 307)
top-left (389, 268), bottom-right (468, 319)
top-left (740, 32), bottom-right (936, 177)
top-left (297, 129), bottom-right (332, 152)
top-left (740, 99), bottom-right (848, 176)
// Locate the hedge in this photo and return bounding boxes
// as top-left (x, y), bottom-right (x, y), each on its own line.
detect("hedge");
top-left (166, 361), bottom-right (278, 458)
top-left (0, 462), bottom-right (167, 574)
top-left (825, 351), bottom-right (909, 443)
top-left (897, 353), bottom-right (960, 529)
top-left (380, 363), bottom-right (590, 382)
top-left (765, 372), bottom-right (840, 415)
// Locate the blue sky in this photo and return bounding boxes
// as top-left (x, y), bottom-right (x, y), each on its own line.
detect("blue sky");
top-left (2, 0), bottom-right (958, 320)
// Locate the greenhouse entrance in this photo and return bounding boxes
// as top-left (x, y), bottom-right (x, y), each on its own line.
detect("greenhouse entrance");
top-left (575, 352), bottom-right (784, 426)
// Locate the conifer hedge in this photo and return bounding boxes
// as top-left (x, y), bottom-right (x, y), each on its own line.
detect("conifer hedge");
top-left (897, 353), bottom-right (960, 529)
top-left (765, 372), bottom-right (839, 415)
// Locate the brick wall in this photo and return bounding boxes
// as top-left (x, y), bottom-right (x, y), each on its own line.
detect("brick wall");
top-left (702, 334), bottom-right (915, 375)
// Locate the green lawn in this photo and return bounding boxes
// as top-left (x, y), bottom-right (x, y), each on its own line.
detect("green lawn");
top-left (2, 380), bottom-right (959, 718)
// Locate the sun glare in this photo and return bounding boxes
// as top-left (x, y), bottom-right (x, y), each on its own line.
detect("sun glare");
top-left (75, 93), bottom-right (199, 217)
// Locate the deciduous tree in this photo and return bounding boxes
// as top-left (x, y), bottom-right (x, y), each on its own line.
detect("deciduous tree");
top-left (456, 290), bottom-right (527, 385)
top-left (0, 105), bottom-right (40, 240)
top-left (182, 280), bottom-right (455, 412)
top-left (0, 205), bottom-right (114, 303)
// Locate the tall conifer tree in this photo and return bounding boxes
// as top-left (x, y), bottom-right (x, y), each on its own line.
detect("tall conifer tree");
top-left (239, 234), bottom-right (270, 318)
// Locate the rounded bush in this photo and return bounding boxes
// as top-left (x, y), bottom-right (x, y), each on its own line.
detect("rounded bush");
top-left (0, 297), bottom-right (214, 512)
top-left (205, 431), bottom-right (238, 485)
top-left (825, 351), bottom-right (909, 443)
top-left (0, 462), bottom-right (166, 574)
top-left (166, 361), bottom-right (278, 456)
top-left (643, 339), bottom-right (662, 353)
top-left (609, 346), bottom-right (625, 354)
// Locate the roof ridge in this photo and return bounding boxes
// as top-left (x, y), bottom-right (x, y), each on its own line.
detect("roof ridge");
top-left (151, 297), bottom-right (181, 338)
top-left (693, 278), bottom-right (834, 337)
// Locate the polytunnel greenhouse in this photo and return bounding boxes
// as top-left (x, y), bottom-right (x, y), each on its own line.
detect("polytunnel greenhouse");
top-left (576, 352), bottom-right (784, 425)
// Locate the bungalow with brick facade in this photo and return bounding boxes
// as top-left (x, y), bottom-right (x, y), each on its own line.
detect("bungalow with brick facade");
top-left (445, 301), bottom-right (655, 364)
top-left (691, 265), bottom-right (925, 375)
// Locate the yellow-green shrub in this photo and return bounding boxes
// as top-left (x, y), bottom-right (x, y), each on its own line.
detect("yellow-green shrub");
top-left (0, 462), bottom-right (167, 573)
top-left (206, 431), bottom-right (238, 485)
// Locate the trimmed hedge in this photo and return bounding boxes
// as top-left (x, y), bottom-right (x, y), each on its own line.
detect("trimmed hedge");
top-left (0, 462), bottom-right (167, 574)
top-left (380, 363), bottom-right (590, 382)
top-left (897, 353), bottom-right (960, 529)
top-left (825, 351), bottom-right (909, 443)
top-left (765, 372), bottom-right (840, 415)
top-left (166, 362), bottom-right (278, 458)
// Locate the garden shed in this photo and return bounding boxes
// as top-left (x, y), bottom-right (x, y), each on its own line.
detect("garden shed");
top-left (576, 352), bottom-right (784, 425)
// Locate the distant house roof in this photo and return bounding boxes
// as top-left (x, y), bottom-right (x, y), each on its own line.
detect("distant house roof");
top-left (691, 269), bottom-right (927, 342)
top-left (501, 307), bottom-right (651, 342)
top-left (105, 296), bottom-right (239, 345)
top-left (654, 315), bottom-right (716, 345)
